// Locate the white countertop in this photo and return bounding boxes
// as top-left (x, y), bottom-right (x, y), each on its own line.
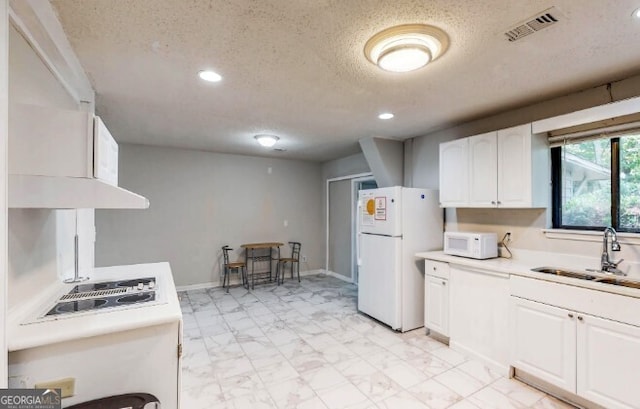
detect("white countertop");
top-left (8, 262), bottom-right (182, 351)
top-left (416, 250), bottom-right (640, 299)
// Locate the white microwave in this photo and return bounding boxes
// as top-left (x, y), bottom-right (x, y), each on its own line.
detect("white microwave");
top-left (443, 232), bottom-right (498, 259)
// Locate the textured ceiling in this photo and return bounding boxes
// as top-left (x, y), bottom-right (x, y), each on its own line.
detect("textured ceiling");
top-left (50, 0), bottom-right (640, 162)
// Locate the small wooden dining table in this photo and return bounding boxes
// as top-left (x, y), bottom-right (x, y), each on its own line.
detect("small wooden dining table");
top-left (240, 242), bottom-right (283, 289)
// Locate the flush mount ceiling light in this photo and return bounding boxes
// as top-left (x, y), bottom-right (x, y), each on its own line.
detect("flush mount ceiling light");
top-left (198, 70), bottom-right (222, 82)
top-left (364, 24), bottom-right (449, 73)
top-left (634, 7), bottom-right (640, 19)
top-left (378, 112), bottom-right (394, 120)
top-left (255, 134), bottom-right (279, 147)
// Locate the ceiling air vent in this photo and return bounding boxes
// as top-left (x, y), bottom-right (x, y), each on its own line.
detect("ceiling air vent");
top-left (505, 7), bottom-right (561, 42)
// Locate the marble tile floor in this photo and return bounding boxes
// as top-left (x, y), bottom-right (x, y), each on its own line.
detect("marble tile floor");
top-left (179, 274), bottom-right (576, 409)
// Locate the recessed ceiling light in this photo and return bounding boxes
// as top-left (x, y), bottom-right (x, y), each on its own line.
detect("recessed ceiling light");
top-left (634, 7), bottom-right (640, 19)
top-left (198, 70), bottom-right (222, 82)
top-left (364, 24), bottom-right (449, 73)
top-left (378, 113), bottom-right (394, 120)
top-left (255, 134), bottom-right (279, 147)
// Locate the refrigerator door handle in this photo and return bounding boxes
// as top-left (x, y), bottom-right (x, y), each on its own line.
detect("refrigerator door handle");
top-left (356, 200), bottom-right (362, 266)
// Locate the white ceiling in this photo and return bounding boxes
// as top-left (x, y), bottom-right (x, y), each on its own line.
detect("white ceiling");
top-left (49, 0), bottom-right (640, 162)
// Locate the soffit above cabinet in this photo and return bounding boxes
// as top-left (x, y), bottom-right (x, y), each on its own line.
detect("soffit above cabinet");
top-left (8, 175), bottom-right (149, 209)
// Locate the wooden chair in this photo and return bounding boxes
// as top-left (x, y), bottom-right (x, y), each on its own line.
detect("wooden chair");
top-left (221, 246), bottom-right (247, 292)
top-left (276, 242), bottom-right (301, 285)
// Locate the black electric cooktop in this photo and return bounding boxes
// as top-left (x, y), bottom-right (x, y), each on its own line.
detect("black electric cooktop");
top-left (45, 277), bottom-right (157, 317)
top-left (45, 291), bottom-right (156, 316)
top-left (69, 277), bottom-right (154, 294)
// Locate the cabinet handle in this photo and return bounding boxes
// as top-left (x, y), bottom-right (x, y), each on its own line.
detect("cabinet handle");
top-left (442, 281), bottom-right (446, 286)
top-left (577, 316), bottom-right (583, 321)
top-left (491, 201), bottom-right (496, 205)
top-left (497, 201), bottom-right (502, 205)
top-left (568, 313), bottom-right (574, 318)
top-left (433, 267), bottom-right (437, 271)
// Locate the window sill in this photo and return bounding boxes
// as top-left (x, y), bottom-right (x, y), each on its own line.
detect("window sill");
top-left (543, 229), bottom-right (640, 245)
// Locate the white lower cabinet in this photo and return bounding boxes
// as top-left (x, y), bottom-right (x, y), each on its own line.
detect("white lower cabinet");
top-left (424, 260), bottom-right (449, 336)
top-left (511, 296), bottom-right (640, 409)
top-left (510, 297), bottom-right (576, 391)
top-left (450, 266), bottom-right (510, 371)
top-left (577, 314), bottom-right (640, 409)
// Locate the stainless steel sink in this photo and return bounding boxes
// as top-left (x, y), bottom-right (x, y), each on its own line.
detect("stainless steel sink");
top-left (593, 277), bottom-right (640, 289)
top-left (531, 267), bottom-right (597, 281)
top-left (532, 266), bottom-right (640, 289)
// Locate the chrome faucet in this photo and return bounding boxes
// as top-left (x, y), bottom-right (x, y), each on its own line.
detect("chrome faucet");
top-left (601, 227), bottom-right (625, 275)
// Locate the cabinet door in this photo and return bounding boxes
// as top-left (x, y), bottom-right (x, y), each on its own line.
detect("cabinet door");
top-left (497, 124), bottom-right (532, 207)
top-left (450, 267), bottom-right (510, 369)
top-left (425, 275), bottom-right (449, 336)
top-left (439, 139), bottom-right (468, 207)
top-left (93, 116), bottom-right (119, 186)
top-left (468, 132), bottom-right (498, 207)
top-left (510, 297), bottom-right (576, 392)
top-left (577, 314), bottom-right (640, 409)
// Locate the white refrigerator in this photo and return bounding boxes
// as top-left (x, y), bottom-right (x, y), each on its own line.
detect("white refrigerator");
top-left (357, 186), bottom-right (443, 332)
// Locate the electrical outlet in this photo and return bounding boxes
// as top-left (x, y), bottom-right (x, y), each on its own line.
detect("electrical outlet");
top-left (35, 377), bottom-right (75, 398)
top-left (8, 375), bottom-right (31, 389)
top-left (301, 255), bottom-right (307, 262)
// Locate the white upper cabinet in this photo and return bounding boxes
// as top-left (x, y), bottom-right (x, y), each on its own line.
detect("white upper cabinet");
top-left (439, 123), bottom-right (549, 208)
top-left (9, 104), bottom-right (117, 184)
top-left (497, 124), bottom-right (548, 207)
top-left (439, 138), bottom-right (469, 207)
top-left (468, 132), bottom-right (497, 207)
top-left (8, 104), bottom-right (148, 209)
top-left (93, 116), bottom-right (119, 186)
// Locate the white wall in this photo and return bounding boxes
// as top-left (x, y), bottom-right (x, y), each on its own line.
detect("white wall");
top-left (95, 143), bottom-right (323, 288)
top-left (7, 23), bottom-right (85, 310)
top-left (408, 73), bottom-right (640, 264)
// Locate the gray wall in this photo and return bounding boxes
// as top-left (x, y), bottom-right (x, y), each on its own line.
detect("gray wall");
top-left (408, 73), bottom-right (640, 191)
top-left (408, 72), bottom-right (640, 256)
top-left (321, 153), bottom-right (370, 181)
top-left (321, 152), bottom-right (371, 279)
top-left (328, 179), bottom-right (352, 279)
top-left (96, 144), bottom-right (323, 287)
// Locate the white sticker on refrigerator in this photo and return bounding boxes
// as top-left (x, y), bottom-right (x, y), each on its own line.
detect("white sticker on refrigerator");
top-left (361, 193), bottom-right (375, 226)
top-left (374, 197), bottom-right (386, 220)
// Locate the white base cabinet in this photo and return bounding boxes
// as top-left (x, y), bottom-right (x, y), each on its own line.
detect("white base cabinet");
top-left (424, 261), bottom-right (449, 337)
top-left (511, 295), bottom-right (640, 409)
top-left (510, 297), bottom-right (576, 392)
top-left (578, 314), bottom-right (640, 409)
top-left (450, 266), bottom-right (510, 372)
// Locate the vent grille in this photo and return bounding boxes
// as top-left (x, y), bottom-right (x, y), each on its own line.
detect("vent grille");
top-left (505, 8), bottom-right (560, 42)
top-left (60, 288), bottom-right (128, 301)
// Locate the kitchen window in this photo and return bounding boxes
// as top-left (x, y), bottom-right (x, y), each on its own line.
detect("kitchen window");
top-left (551, 130), bottom-right (640, 232)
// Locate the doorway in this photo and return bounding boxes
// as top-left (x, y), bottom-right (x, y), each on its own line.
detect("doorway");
top-left (325, 173), bottom-right (375, 283)
top-left (351, 177), bottom-right (377, 284)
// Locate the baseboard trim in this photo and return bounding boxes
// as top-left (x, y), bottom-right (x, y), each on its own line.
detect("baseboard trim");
top-left (322, 270), bottom-right (354, 283)
top-left (175, 281), bottom-right (217, 292)
top-left (175, 269), bottom-right (351, 291)
top-left (449, 340), bottom-right (510, 377)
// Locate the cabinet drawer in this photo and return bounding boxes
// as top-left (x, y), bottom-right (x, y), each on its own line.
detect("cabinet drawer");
top-left (425, 260), bottom-right (449, 279)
